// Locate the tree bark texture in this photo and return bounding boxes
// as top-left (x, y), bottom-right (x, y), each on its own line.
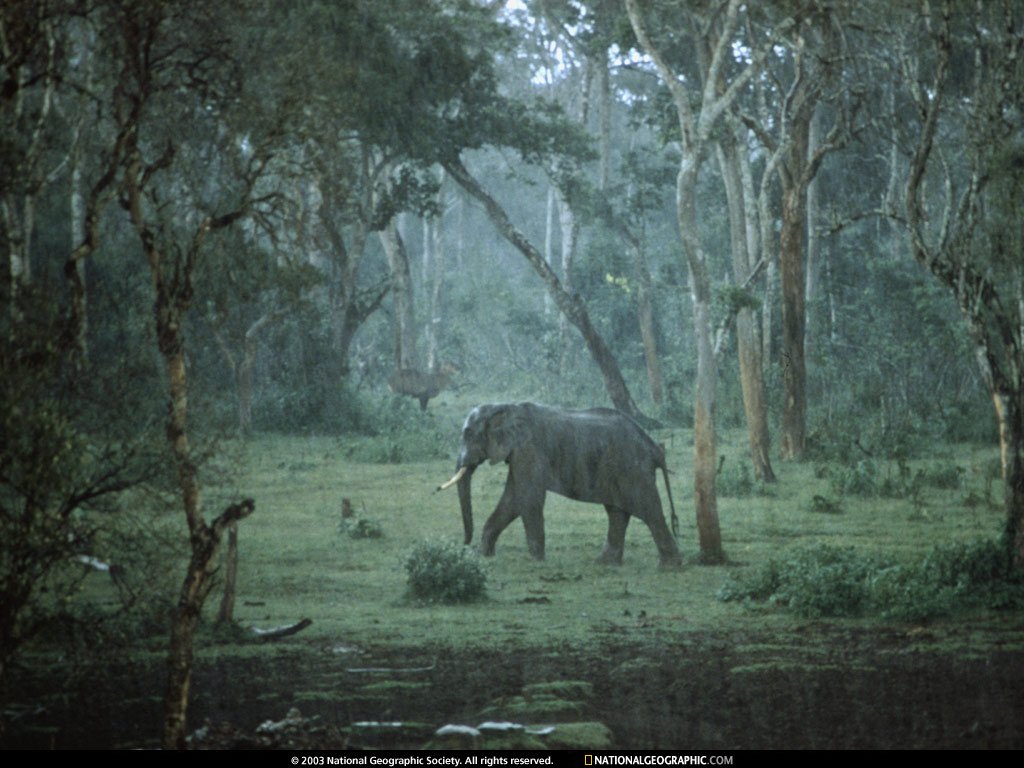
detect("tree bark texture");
top-left (779, 175), bottom-right (808, 461)
top-left (380, 220), bottom-right (417, 370)
top-left (717, 138), bottom-right (776, 482)
top-left (444, 158), bottom-right (643, 420)
top-left (556, 191), bottom-right (579, 374)
top-left (217, 525), bottom-right (239, 624)
top-left (634, 242), bottom-right (664, 406)
top-left (678, 160), bottom-right (725, 564)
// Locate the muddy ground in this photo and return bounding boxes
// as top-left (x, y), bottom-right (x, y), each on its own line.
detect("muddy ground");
top-left (4, 626), bottom-right (1024, 750)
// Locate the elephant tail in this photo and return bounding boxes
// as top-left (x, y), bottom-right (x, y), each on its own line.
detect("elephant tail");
top-left (661, 465), bottom-right (679, 539)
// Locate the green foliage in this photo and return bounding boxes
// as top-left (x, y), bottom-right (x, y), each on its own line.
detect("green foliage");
top-left (344, 396), bottom-right (448, 464)
top-left (716, 459), bottom-right (772, 498)
top-left (830, 459), bottom-right (882, 497)
top-left (339, 516), bottom-right (384, 540)
top-left (404, 541), bottom-right (487, 604)
top-left (808, 494), bottom-right (844, 515)
top-left (720, 538), bottom-right (1024, 621)
top-left (719, 544), bottom-right (880, 617)
top-left (827, 457), bottom-right (933, 502)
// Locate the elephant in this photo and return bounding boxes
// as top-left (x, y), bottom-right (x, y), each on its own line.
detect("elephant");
top-left (438, 402), bottom-right (682, 568)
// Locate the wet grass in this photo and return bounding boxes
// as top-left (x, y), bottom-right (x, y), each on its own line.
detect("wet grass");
top-left (204, 423), bottom-right (1017, 656)
top-left (12, 412), bottom-right (1024, 749)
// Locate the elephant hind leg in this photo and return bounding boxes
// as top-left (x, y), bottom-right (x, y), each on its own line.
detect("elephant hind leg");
top-left (632, 489), bottom-right (683, 568)
top-left (597, 505), bottom-right (629, 565)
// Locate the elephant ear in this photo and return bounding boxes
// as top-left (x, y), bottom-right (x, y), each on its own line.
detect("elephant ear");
top-left (485, 405), bottom-right (525, 464)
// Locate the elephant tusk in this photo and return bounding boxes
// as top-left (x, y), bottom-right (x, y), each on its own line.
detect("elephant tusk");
top-left (436, 466), bottom-right (468, 492)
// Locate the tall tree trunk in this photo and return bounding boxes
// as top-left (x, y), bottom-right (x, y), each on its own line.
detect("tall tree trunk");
top-left (993, 391), bottom-right (1024, 566)
top-left (717, 138), bottom-right (776, 482)
top-left (779, 171), bottom-right (808, 461)
top-left (543, 185), bottom-right (556, 316)
top-left (556, 191), bottom-right (579, 374)
top-left (626, 0), bottom-right (775, 563)
top-left (902, 0), bottom-right (1024, 567)
top-left (597, 55), bottom-right (611, 192)
top-left (634, 241), bottom-right (664, 406)
top-left (804, 104), bottom-right (823, 363)
top-left (425, 172), bottom-right (447, 372)
top-left (444, 158), bottom-right (643, 420)
top-left (123, 146), bottom-right (258, 748)
top-left (677, 158), bottom-right (724, 563)
top-left (380, 220), bottom-right (417, 370)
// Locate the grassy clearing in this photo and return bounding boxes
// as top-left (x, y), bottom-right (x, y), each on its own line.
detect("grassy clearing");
top-left (198, 420), bottom-right (1018, 658)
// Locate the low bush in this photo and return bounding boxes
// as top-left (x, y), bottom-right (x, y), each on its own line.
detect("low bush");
top-left (404, 541), bottom-right (487, 604)
top-left (720, 537), bottom-right (1024, 620)
top-left (339, 517), bottom-right (384, 539)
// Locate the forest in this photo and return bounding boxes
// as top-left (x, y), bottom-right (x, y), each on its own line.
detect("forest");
top-left (2, 0), bottom-right (1024, 751)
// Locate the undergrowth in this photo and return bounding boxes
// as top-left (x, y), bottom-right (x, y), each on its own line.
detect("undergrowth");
top-left (404, 541), bottom-right (487, 604)
top-left (718, 537), bottom-right (1024, 621)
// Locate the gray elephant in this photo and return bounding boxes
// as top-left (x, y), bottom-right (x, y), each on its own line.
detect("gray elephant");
top-left (439, 402), bottom-right (682, 568)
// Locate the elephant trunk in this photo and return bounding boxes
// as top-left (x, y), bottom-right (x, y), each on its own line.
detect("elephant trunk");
top-left (457, 463), bottom-right (476, 545)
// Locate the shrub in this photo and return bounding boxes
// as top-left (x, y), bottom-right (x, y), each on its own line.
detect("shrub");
top-left (773, 545), bottom-right (880, 617)
top-left (830, 460), bottom-right (881, 497)
top-left (717, 460), bottom-right (755, 498)
top-left (339, 517), bottom-right (384, 540)
top-left (404, 541), bottom-right (487, 604)
top-left (719, 544), bottom-right (881, 617)
top-left (809, 494), bottom-right (843, 515)
top-left (720, 537), bottom-right (1024, 621)
top-left (920, 463), bottom-right (965, 490)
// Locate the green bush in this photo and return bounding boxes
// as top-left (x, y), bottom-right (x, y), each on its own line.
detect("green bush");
top-left (720, 537), bottom-right (1024, 620)
top-left (339, 517), bottom-right (384, 539)
top-left (717, 460), bottom-right (755, 498)
top-left (920, 463), bottom-right (965, 490)
top-left (809, 494), bottom-right (843, 515)
top-left (404, 541), bottom-right (487, 604)
top-left (830, 460), bottom-right (881, 497)
top-left (719, 544), bottom-right (879, 617)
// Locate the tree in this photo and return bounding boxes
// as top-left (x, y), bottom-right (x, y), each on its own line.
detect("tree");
top-left (101, 0), bottom-right (271, 746)
top-left (625, 0), bottom-right (788, 562)
top-left (763, 13), bottom-right (848, 461)
top-left (714, 128), bottom-right (776, 481)
top-left (901, 0), bottom-right (1024, 566)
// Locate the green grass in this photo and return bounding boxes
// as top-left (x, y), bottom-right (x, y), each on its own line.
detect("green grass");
top-left (168, 427), bottom-right (1016, 658)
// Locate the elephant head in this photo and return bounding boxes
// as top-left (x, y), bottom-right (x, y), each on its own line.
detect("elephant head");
top-left (439, 404), bottom-right (527, 545)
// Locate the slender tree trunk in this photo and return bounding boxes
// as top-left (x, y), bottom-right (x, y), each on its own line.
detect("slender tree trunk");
top-left (444, 158), bottom-right (643, 419)
top-left (779, 174), bottom-right (808, 461)
top-left (380, 220), bottom-right (417, 370)
top-left (804, 104), bottom-right (822, 362)
top-left (543, 185), bottom-right (556, 316)
top-left (677, 159), bottom-right (724, 563)
top-left (994, 391), bottom-right (1024, 568)
top-left (425, 173), bottom-right (447, 371)
top-left (598, 55), bottom-right (611, 192)
top-left (717, 138), bottom-right (776, 482)
top-left (217, 525), bottom-right (239, 624)
top-left (556, 192), bottom-right (578, 374)
top-left (634, 241), bottom-right (664, 406)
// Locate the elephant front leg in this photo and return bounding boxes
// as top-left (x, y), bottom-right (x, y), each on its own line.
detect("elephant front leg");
top-left (480, 490), bottom-right (517, 556)
top-left (597, 505), bottom-right (629, 565)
